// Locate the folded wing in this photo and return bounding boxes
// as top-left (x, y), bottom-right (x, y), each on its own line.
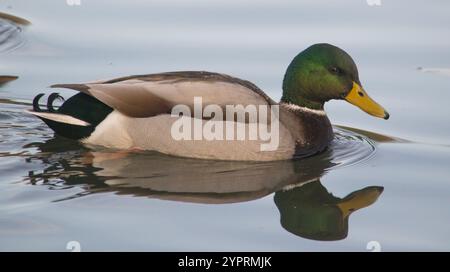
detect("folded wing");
top-left (51, 71), bottom-right (276, 118)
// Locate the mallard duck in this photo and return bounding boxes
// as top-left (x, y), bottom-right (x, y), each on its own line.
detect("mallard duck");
top-left (28, 43), bottom-right (389, 161)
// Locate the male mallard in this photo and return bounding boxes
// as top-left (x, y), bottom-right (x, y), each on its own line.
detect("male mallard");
top-left (28, 43), bottom-right (389, 161)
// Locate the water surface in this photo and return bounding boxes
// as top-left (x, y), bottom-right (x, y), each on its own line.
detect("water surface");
top-left (1, 0), bottom-right (450, 251)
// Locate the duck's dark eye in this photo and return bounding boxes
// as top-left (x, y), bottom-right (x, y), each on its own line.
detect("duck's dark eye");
top-left (329, 67), bottom-right (342, 75)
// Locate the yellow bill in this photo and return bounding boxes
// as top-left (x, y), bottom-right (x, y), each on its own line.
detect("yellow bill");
top-left (337, 186), bottom-right (384, 218)
top-left (345, 82), bottom-right (389, 120)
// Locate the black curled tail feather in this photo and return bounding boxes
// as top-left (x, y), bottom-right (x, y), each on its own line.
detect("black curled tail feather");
top-left (47, 93), bottom-right (65, 112)
top-left (33, 93), bottom-right (45, 112)
top-left (33, 92), bottom-right (65, 112)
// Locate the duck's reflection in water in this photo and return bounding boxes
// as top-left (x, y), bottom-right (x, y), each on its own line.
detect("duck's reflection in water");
top-left (275, 181), bottom-right (383, 241)
top-left (25, 132), bottom-right (383, 241)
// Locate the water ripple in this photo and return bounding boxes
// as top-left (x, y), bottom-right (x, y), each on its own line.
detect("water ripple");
top-left (0, 14), bottom-right (27, 53)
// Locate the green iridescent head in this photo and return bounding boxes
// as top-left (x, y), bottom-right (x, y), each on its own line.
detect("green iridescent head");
top-left (281, 43), bottom-right (389, 119)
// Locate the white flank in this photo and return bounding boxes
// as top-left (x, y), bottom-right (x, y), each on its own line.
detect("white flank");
top-left (82, 111), bottom-right (133, 149)
top-left (26, 110), bottom-right (90, 126)
top-left (83, 110), bottom-right (295, 161)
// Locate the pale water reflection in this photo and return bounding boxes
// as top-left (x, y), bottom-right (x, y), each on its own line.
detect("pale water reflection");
top-left (1, 0), bottom-right (450, 251)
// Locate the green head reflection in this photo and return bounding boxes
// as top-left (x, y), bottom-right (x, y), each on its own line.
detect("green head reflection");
top-left (274, 180), bottom-right (383, 241)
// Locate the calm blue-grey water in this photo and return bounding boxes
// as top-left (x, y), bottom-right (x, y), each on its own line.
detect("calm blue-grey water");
top-left (1, 0), bottom-right (450, 251)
